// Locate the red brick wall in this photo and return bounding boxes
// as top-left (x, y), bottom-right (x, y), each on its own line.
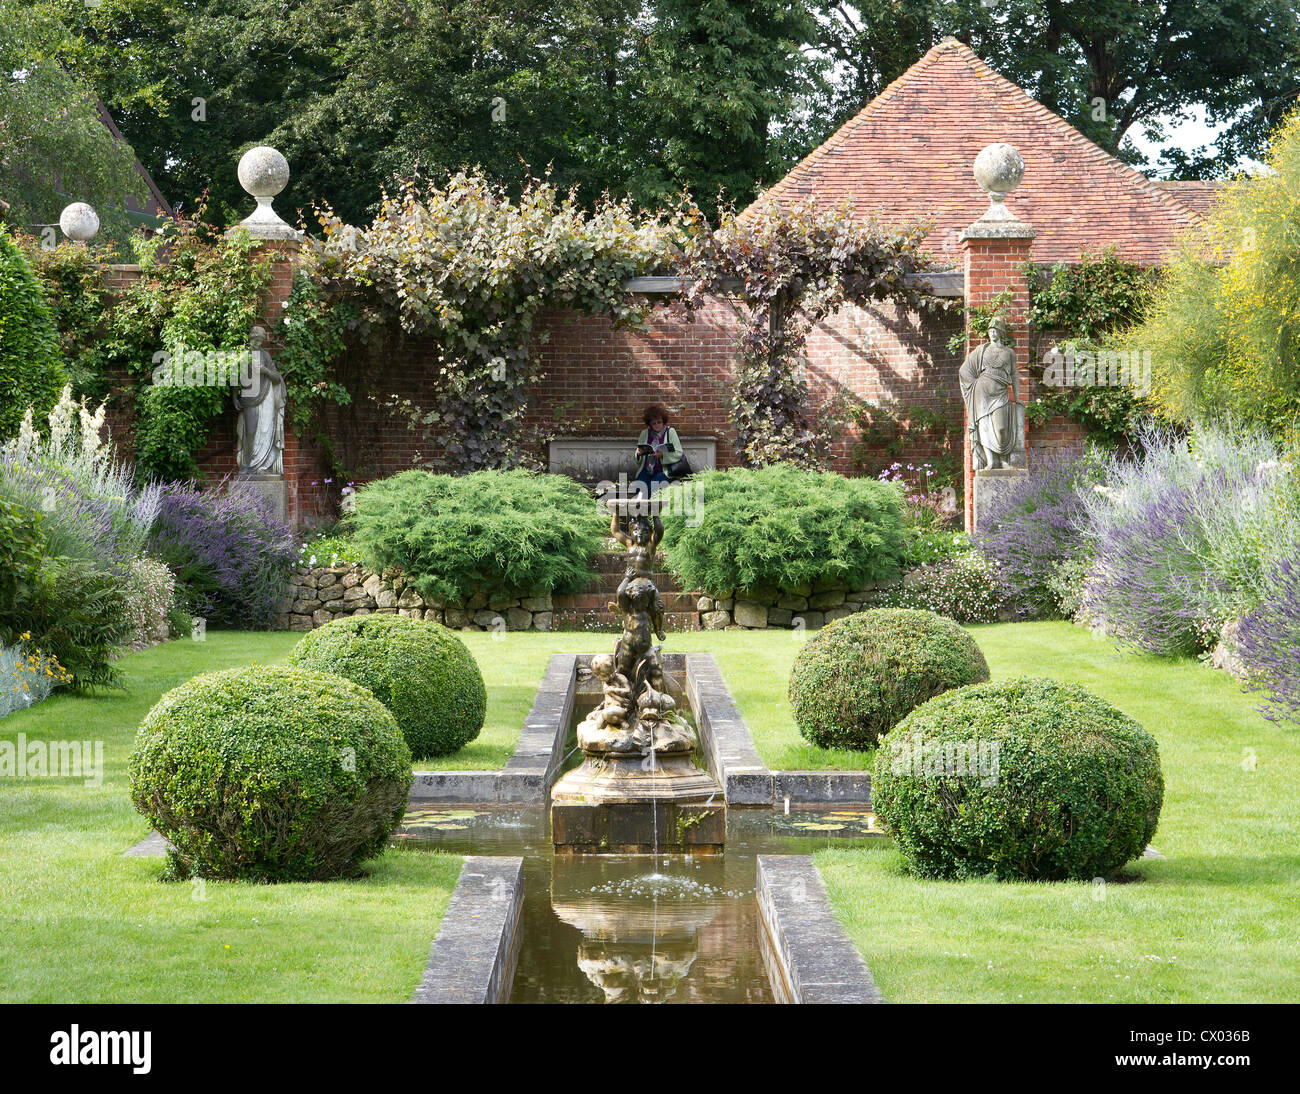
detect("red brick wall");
top-left (92, 244), bottom-right (1084, 531)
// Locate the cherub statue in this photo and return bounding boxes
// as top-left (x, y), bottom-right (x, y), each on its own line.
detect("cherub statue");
top-left (615, 577), bottom-right (665, 683)
top-left (577, 653), bottom-right (641, 753)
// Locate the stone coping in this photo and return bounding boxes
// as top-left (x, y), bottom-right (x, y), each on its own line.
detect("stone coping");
top-left (411, 651), bottom-right (876, 808)
top-left (756, 855), bottom-right (882, 1004)
top-left (410, 652), bottom-right (577, 805)
top-left (411, 856), bottom-right (524, 1004)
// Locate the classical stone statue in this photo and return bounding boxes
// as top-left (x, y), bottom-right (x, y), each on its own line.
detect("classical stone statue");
top-left (234, 325), bottom-right (286, 475)
top-left (959, 316), bottom-right (1025, 469)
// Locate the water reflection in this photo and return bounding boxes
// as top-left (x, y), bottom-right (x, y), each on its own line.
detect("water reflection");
top-left (396, 803), bottom-right (883, 1004)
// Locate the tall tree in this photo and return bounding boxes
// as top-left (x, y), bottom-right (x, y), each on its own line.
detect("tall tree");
top-left (0, 0), bottom-right (145, 237)
top-left (806, 0), bottom-right (1300, 177)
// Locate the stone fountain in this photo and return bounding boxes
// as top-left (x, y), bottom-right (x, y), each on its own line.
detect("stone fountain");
top-left (550, 495), bottom-right (725, 853)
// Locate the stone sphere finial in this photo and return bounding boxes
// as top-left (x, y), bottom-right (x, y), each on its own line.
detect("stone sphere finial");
top-left (237, 146), bottom-right (290, 199)
top-left (973, 143), bottom-right (1025, 220)
top-left (59, 202), bottom-right (100, 243)
top-left (232, 145), bottom-right (300, 240)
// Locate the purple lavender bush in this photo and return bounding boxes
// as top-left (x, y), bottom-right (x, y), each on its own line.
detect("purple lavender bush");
top-left (149, 481), bottom-right (296, 629)
top-left (976, 448), bottom-right (1101, 618)
top-left (1079, 423), bottom-right (1300, 657)
top-left (1237, 551), bottom-right (1300, 722)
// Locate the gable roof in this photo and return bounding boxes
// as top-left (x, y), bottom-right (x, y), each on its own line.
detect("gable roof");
top-left (753, 37), bottom-right (1201, 267)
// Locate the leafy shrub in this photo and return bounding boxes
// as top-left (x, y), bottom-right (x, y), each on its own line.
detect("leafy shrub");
top-left (297, 528), bottom-right (363, 569)
top-left (902, 529), bottom-right (971, 567)
top-left (1237, 549), bottom-right (1300, 722)
top-left (0, 497), bottom-right (44, 627)
top-left (662, 466), bottom-right (907, 596)
top-left (289, 614), bottom-right (486, 758)
top-left (149, 481), bottom-right (297, 629)
top-left (878, 553), bottom-right (1008, 624)
top-left (122, 557), bottom-right (177, 651)
top-left (1129, 106), bottom-right (1300, 439)
top-left (348, 469), bottom-right (604, 601)
top-left (0, 226), bottom-right (66, 439)
top-left (129, 665), bottom-right (412, 881)
top-left (1078, 423), bottom-right (1300, 655)
top-left (977, 449), bottom-right (1102, 618)
top-left (872, 678), bottom-right (1164, 881)
top-left (789, 608), bottom-right (989, 750)
top-left (18, 556), bottom-right (132, 691)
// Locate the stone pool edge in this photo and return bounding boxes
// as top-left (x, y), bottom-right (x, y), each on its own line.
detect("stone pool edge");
top-left (756, 855), bottom-right (882, 1004)
top-left (409, 651), bottom-right (876, 808)
top-left (411, 855), bottom-right (524, 1004)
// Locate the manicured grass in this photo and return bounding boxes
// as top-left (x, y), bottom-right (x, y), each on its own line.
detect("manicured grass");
top-left (816, 620), bottom-right (1300, 1004)
top-left (0, 633), bottom-right (463, 1003)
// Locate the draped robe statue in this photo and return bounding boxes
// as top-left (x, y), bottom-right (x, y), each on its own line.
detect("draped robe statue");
top-left (234, 325), bottom-right (285, 475)
top-left (959, 317), bottom-right (1025, 470)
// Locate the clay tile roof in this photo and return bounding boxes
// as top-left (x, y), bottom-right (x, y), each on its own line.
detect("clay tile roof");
top-left (1154, 179), bottom-right (1225, 218)
top-left (749, 37), bottom-right (1199, 266)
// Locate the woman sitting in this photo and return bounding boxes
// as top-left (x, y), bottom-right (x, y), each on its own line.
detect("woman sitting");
top-left (634, 403), bottom-right (683, 495)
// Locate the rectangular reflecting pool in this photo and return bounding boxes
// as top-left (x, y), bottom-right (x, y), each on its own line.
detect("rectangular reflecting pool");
top-left (396, 805), bottom-right (883, 1004)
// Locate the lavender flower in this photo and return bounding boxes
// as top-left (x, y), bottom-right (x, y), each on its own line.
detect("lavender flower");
top-left (149, 480), bottom-right (296, 629)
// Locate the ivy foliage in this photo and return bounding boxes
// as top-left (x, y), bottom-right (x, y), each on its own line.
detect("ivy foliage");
top-left (677, 196), bottom-right (950, 468)
top-left (318, 171), bottom-right (679, 471)
top-left (0, 226), bottom-right (68, 439)
top-left (17, 236), bottom-right (114, 400)
top-left (99, 211), bottom-right (274, 481)
top-left (1026, 246), bottom-right (1158, 445)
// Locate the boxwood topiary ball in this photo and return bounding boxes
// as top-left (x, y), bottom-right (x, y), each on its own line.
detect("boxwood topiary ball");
top-left (128, 665), bottom-right (412, 881)
top-left (789, 608), bottom-right (989, 750)
top-left (288, 613), bottom-right (486, 759)
top-left (872, 677), bottom-right (1164, 881)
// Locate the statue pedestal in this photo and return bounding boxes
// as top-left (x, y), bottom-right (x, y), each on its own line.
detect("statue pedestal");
top-left (972, 468), bottom-right (1026, 533)
top-left (237, 473), bottom-right (288, 526)
top-left (551, 754), bottom-right (725, 854)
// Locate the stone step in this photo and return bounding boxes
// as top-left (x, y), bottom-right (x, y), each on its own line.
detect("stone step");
top-left (580, 571), bottom-right (686, 594)
top-left (554, 590), bottom-right (698, 613)
top-left (591, 551), bottom-right (670, 575)
top-left (551, 609), bottom-right (699, 632)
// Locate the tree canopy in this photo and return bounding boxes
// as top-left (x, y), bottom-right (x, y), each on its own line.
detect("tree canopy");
top-left (0, 0), bottom-right (145, 237)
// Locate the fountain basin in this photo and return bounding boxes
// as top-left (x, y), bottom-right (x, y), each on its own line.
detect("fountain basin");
top-left (551, 753), bottom-right (725, 853)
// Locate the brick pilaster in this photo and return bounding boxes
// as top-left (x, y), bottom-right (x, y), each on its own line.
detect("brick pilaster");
top-left (958, 219), bottom-right (1035, 532)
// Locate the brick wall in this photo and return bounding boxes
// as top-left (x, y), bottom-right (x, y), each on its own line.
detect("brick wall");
top-left (91, 241), bottom-right (1085, 530)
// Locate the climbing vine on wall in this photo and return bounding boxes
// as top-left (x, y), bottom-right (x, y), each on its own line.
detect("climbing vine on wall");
top-left (677, 196), bottom-right (952, 469)
top-left (1024, 246), bottom-right (1159, 445)
top-left (316, 170), bottom-right (680, 472)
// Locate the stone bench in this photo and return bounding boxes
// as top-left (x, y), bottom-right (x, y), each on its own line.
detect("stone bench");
top-left (548, 435), bottom-right (716, 483)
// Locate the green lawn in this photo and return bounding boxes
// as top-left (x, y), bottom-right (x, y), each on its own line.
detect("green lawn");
top-left (5, 621), bottom-right (1295, 1003)
top-left (817, 620), bottom-right (1300, 1004)
top-left (0, 633), bottom-right (463, 1003)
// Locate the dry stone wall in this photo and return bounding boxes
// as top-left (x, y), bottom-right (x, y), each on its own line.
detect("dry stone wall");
top-left (278, 565), bottom-right (554, 632)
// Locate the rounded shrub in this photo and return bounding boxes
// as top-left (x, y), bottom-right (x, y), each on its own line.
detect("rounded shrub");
top-left (872, 677), bottom-right (1164, 881)
top-left (789, 608), bottom-right (989, 750)
top-left (129, 665), bottom-right (412, 881)
top-left (288, 613), bottom-right (486, 759)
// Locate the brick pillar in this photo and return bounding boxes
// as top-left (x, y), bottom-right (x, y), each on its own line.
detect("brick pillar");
top-left (958, 218), bottom-right (1035, 532)
top-left (246, 237), bottom-right (316, 528)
